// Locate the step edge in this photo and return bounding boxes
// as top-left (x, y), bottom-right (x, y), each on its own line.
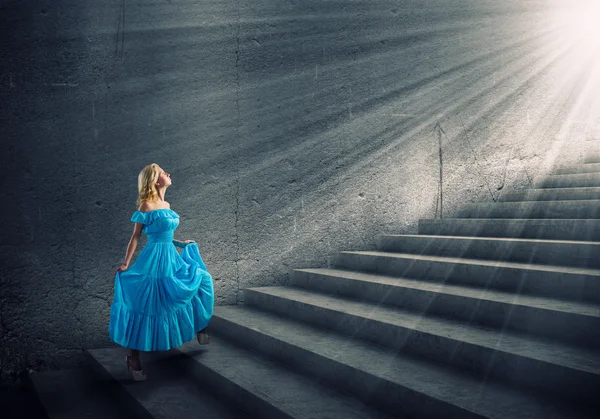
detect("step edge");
top-left (210, 311), bottom-right (520, 419)
top-left (243, 287), bottom-right (600, 372)
top-left (175, 340), bottom-right (393, 419)
top-left (335, 250), bottom-right (600, 275)
top-left (290, 268), bottom-right (600, 317)
top-left (378, 233), bottom-right (600, 245)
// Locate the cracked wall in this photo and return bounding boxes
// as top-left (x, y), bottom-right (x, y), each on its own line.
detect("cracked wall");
top-left (2, 0), bottom-right (600, 386)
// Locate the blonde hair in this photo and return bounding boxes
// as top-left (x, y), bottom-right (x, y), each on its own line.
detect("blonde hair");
top-left (136, 163), bottom-right (161, 208)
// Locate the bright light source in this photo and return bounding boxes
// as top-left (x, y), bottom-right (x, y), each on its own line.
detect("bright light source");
top-left (553, 0), bottom-right (600, 51)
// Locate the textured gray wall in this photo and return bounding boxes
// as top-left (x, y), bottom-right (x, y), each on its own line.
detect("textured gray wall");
top-left (2, 0), bottom-right (600, 385)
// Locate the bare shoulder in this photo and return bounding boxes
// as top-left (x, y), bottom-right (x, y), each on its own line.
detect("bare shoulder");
top-left (138, 200), bottom-right (170, 212)
top-left (138, 200), bottom-right (153, 213)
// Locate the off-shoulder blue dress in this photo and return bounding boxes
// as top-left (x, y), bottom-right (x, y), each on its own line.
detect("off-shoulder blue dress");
top-left (108, 208), bottom-right (214, 351)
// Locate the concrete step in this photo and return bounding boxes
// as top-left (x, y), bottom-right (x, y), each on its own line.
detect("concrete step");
top-left (584, 155), bottom-right (600, 164)
top-left (175, 336), bottom-right (397, 419)
top-left (27, 368), bottom-right (138, 419)
top-left (553, 164), bottom-right (600, 175)
top-left (86, 347), bottom-right (249, 419)
top-left (418, 218), bottom-right (600, 241)
top-left (456, 200), bottom-right (600, 219)
top-left (290, 268), bottom-right (600, 343)
top-left (376, 234), bottom-right (600, 268)
top-left (535, 173), bottom-right (600, 188)
top-left (242, 287), bottom-right (600, 408)
top-left (333, 250), bottom-right (600, 304)
top-left (499, 187), bottom-right (600, 202)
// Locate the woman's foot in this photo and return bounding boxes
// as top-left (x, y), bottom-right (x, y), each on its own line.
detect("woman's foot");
top-left (126, 355), bottom-right (147, 381)
top-left (197, 328), bottom-right (210, 345)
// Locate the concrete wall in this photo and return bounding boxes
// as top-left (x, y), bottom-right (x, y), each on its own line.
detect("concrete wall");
top-left (2, 0), bottom-right (599, 385)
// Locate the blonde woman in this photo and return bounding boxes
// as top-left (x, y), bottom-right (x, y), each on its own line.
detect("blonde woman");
top-left (108, 163), bottom-right (214, 381)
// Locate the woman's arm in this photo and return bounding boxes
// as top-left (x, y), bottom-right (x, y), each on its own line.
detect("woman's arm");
top-left (173, 239), bottom-right (195, 248)
top-left (123, 223), bottom-right (143, 265)
top-left (116, 223), bottom-right (143, 273)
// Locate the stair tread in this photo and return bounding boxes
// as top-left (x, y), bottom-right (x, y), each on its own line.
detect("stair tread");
top-left (420, 218), bottom-right (600, 223)
top-left (504, 186), bottom-right (600, 193)
top-left (464, 199), bottom-right (600, 206)
top-left (381, 233), bottom-right (600, 246)
top-left (214, 305), bottom-right (596, 419)
top-left (87, 347), bottom-right (247, 419)
top-left (536, 183), bottom-right (600, 189)
top-left (294, 268), bottom-right (600, 317)
top-left (340, 250), bottom-right (600, 276)
top-left (176, 337), bottom-right (397, 419)
top-left (247, 285), bottom-right (600, 375)
top-left (417, 218), bottom-right (600, 241)
top-left (546, 173), bottom-right (600, 178)
top-left (553, 168), bottom-right (600, 174)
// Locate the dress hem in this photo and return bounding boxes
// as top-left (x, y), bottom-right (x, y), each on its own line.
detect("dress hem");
top-left (108, 297), bottom-right (211, 351)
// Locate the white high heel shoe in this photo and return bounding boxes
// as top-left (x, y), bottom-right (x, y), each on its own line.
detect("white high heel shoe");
top-left (126, 355), bottom-right (147, 381)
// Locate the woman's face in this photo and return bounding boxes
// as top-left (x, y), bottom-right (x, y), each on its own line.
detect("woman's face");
top-left (156, 167), bottom-right (172, 187)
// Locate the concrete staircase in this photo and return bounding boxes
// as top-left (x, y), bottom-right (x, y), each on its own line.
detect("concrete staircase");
top-left (29, 160), bottom-right (600, 419)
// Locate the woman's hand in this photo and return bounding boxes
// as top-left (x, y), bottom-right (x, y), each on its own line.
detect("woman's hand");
top-left (174, 239), bottom-right (195, 248)
top-left (115, 264), bottom-right (129, 274)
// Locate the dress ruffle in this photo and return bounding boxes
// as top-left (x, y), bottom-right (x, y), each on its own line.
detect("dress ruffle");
top-left (131, 209), bottom-right (180, 232)
top-left (109, 293), bottom-right (212, 351)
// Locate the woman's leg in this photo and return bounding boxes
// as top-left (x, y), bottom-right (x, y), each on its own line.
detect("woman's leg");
top-left (129, 349), bottom-right (142, 370)
top-left (125, 348), bottom-right (147, 381)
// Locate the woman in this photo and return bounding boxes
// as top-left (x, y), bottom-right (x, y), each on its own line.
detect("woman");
top-left (108, 163), bottom-right (214, 381)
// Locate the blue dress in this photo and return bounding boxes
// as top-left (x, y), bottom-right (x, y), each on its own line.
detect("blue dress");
top-left (108, 208), bottom-right (214, 351)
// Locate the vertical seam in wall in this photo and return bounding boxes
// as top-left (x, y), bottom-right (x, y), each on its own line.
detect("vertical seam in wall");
top-left (438, 123), bottom-right (444, 219)
top-left (434, 122), bottom-right (445, 219)
top-left (234, 0), bottom-right (242, 303)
